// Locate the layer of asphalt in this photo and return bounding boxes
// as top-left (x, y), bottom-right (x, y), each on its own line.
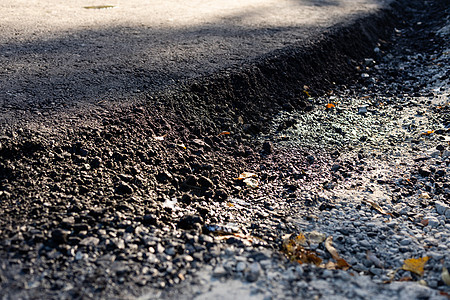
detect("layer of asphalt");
top-left (1, 0), bottom-right (396, 135)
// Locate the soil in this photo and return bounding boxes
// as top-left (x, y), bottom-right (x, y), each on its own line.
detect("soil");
top-left (0, 0), bottom-right (449, 299)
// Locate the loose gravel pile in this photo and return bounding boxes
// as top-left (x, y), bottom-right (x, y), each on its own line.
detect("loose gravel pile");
top-left (0, 1), bottom-right (448, 299)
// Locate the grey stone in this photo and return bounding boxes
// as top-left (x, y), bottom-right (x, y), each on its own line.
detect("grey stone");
top-left (246, 262), bottom-right (262, 282)
top-left (79, 236), bottom-right (100, 247)
top-left (236, 261), bottom-right (247, 273)
top-left (212, 265), bottom-right (228, 278)
top-left (427, 216), bottom-right (440, 228)
top-left (436, 201), bottom-right (449, 215)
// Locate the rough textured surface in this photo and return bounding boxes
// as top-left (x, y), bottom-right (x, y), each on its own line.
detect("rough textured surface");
top-left (1, 0), bottom-right (449, 299)
top-left (1, 0), bottom-right (392, 133)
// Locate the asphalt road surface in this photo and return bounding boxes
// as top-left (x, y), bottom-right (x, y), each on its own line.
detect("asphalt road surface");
top-left (1, 0), bottom-right (390, 126)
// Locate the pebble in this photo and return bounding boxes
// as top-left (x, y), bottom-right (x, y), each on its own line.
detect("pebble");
top-left (246, 262), bottom-right (262, 282)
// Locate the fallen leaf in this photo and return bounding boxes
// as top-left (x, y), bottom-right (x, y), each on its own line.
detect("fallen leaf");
top-left (421, 130), bottom-right (434, 135)
top-left (402, 257), bottom-right (429, 276)
top-left (324, 236), bottom-right (351, 270)
top-left (282, 234), bottom-right (322, 266)
top-left (326, 103), bottom-right (335, 109)
top-left (303, 90), bottom-right (311, 97)
top-left (442, 266), bottom-right (450, 286)
top-left (177, 143), bottom-right (186, 150)
top-left (235, 172), bottom-right (257, 180)
top-left (362, 199), bottom-right (393, 217)
top-left (420, 219), bottom-right (429, 226)
top-left (218, 131), bottom-right (230, 136)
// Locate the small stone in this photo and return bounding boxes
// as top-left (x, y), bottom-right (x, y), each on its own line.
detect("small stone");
top-left (197, 176), bottom-right (214, 189)
top-left (426, 216), bottom-right (440, 228)
top-left (364, 58), bottom-right (375, 66)
top-left (358, 106), bottom-right (368, 114)
top-left (246, 262), bottom-right (261, 282)
top-left (236, 261), bottom-right (247, 273)
top-left (400, 238), bottom-right (412, 245)
top-left (115, 182), bottom-right (133, 195)
top-left (436, 201), bottom-right (449, 216)
top-left (263, 141), bottom-right (273, 154)
top-left (51, 229), bottom-right (69, 244)
top-left (212, 265), bottom-right (227, 278)
top-left (79, 236), bottom-right (100, 247)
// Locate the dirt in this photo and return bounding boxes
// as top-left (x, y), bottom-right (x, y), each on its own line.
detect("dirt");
top-left (0, 0), bottom-right (448, 299)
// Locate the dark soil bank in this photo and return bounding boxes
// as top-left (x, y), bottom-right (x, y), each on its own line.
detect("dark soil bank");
top-left (0, 0), bottom-right (449, 299)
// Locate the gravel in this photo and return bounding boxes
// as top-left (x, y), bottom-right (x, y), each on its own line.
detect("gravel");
top-left (0, 1), bottom-right (449, 300)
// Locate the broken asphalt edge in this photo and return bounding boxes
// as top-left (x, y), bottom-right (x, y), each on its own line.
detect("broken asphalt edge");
top-left (139, 0), bottom-right (408, 136)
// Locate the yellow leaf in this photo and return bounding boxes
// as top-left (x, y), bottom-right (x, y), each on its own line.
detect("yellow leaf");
top-left (326, 103), bottom-right (335, 109)
top-left (402, 257), bottom-right (429, 276)
top-left (303, 90), bottom-right (311, 97)
top-left (218, 131), bottom-right (230, 136)
top-left (421, 130), bottom-right (434, 135)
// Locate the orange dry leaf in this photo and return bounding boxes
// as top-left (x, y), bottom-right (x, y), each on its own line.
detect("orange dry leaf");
top-left (283, 234), bottom-right (322, 266)
top-left (324, 236), bottom-right (351, 270)
top-left (402, 257), bottom-right (429, 276)
top-left (326, 103), bottom-right (335, 109)
top-left (303, 90), bottom-right (311, 97)
top-left (235, 172), bottom-right (257, 180)
top-left (421, 130), bottom-right (434, 135)
top-left (218, 131), bottom-right (231, 136)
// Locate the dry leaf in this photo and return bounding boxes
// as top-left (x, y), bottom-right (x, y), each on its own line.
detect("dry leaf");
top-left (362, 199), bottom-right (393, 217)
top-left (324, 236), bottom-right (351, 270)
top-left (282, 234), bottom-right (322, 266)
top-left (326, 103), bottom-right (335, 109)
top-left (442, 266), bottom-right (450, 286)
top-left (402, 257), bottom-right (429, 276)
top-left (235, 172), bottom-right (257, 180)
top-left (421, 130), bottom-right (434, 135)
top-left (218, 131), bottom-right (231, 136)
top-left (303, 90), bottom-right (311, 97)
